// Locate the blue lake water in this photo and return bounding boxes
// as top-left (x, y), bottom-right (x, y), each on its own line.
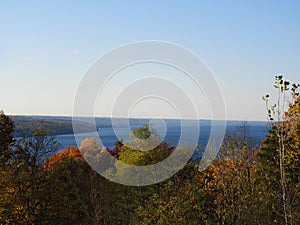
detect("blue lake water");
top-left (56, 120), bottom-right (270, 150)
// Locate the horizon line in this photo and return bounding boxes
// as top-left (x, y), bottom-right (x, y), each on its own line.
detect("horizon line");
top-left (8, 113), bottom-right (268, 123)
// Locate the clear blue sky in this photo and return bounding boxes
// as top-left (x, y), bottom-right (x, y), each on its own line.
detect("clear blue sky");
top-left (0, 1), bottom-right (299, 120)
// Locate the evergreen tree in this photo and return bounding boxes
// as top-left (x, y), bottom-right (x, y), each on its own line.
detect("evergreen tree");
top-left (0, 110), bottom-right (14, 163)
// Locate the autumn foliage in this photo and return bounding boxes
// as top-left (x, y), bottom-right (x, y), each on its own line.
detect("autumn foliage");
top-left (0, 79), bottom-right (299, 224)
top-left (44, 146), bottom-right (82, 169)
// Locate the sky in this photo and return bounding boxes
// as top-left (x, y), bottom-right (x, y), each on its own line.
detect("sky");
top-left (0, 1), bottom-right (300, 121)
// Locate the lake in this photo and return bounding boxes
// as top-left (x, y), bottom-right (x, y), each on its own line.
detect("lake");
top-left (56, 120), bottom-right (270, 150)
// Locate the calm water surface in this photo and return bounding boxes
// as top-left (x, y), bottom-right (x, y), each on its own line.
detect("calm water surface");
top-left (56, 121), bottom-right (270, 150)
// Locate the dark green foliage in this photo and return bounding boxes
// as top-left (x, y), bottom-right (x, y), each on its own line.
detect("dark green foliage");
top-left (0, 110), bottom-right (15, 163)
top-left (46, 157), bottom-right (112, 225)
top-left (255, 124), bottom-right (300, 224)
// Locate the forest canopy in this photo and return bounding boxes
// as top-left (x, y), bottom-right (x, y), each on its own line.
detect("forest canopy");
top-left (0, 76), bottom-right (299, 224)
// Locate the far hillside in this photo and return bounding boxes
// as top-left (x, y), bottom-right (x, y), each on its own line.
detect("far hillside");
top-left (11, 116), bottom-right (151, 137)
top-left (11, 116), bottom-right (94, 137)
